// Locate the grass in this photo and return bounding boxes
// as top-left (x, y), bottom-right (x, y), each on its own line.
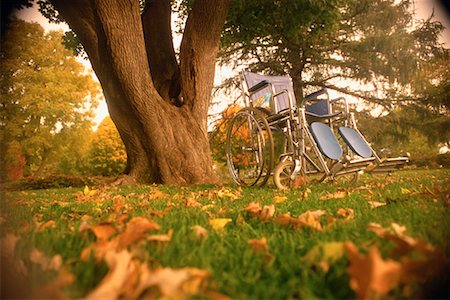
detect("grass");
top-left (1, 169), bottom-right (449, 299)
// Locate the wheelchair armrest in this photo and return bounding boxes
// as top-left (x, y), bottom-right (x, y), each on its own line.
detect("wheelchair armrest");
top-left (248, 80), bottom-right (270, 93)
top-left (303, 88), bottom-right (328, 103)
top-left (305, 111), bottom-right (342, 119)
top-left (329, 97), bottom-right (349, 114)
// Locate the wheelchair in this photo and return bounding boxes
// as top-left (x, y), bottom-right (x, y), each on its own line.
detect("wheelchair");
top-left (225, 71), bottom-right (409, 189)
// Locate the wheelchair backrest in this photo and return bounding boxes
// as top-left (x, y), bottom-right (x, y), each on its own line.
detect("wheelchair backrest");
top-left (242, 71), bottom-right (297, 114)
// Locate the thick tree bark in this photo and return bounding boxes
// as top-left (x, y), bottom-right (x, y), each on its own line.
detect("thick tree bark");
top-left (51, 0), bottom-right (230, 184)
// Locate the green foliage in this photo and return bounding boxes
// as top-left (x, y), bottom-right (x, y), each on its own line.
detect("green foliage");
top-left (87, 117), bottom-right (126, 176)
top-left (0, 19), bottom-right (100, 179)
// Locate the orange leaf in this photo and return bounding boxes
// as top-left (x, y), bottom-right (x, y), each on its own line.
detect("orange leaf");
top-left (89, 222), bottom-right (117, 241)
top-left (336, 208), bottom-right (354, 220)
top-left (345, 242), bottom-right (401, 299)
top-left (118, 217), bottom-right (160, 249)
top-left (186, 198), bottom-right (201, 208)
top-left (274, 212), bottom-right (293, 226)
top-left (259, 205), bottom-right (275, 221)
top-left (244, 201), bottom-right (261, 215)
top-left (320, 191), bottom-right (347, 201)
top-left (86, 250), bottom-right (133, 300)
top-left (248, 237), bottom-right (269, 255)
top-left (147, 229), bottom-right (173, 242)
top-left (296, 210), bottom-right (326, 231)
top-left (191, 225), bottom-right (208, 239)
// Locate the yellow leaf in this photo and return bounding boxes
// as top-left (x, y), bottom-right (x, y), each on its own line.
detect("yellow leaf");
top-left (259, 205), bottom-right (275, 221)
top-left (401, 188), bottom-right (411, 195)
top-left (273, 196), bottom-right (287, 203)
top-left (83, 185), bottom-right (90, 196)
top-left (209, 218), bottom-right (232, 231)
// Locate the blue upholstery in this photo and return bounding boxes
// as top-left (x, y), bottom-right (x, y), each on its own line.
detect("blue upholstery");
top-left (310, 122), bottom-right (342, 160)
top-left (306, 100), bottom-right (329, 116)
top-left (338, 127), bottom-right (372, 158)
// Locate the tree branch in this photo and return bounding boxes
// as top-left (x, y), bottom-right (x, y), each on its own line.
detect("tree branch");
top-left (179, 0), bottom-right (230, 120)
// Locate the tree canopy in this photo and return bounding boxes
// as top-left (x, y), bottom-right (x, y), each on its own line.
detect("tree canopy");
top-left (220, 0), bottom-right (449, 107)
top-left (0, 19), bottom-right (100, 179)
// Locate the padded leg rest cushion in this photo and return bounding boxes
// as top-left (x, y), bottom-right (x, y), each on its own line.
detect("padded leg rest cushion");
top-left (338, 127), bottom-right (372, 158)
top-left (310, 122), bottom-right (343, 160)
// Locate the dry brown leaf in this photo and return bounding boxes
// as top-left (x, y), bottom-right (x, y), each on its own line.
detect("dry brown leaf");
top-left (248, 237), bottom-right (269, 255)
top-left (191, 225), bottom-right (208, 239)
top-left (39, 220), bottom-right (56, 230)
top-left (301, 188), bottom-right (312, 200)
top-left (259, 205), bottom-right (275, 221)
top-left (29, 248), bottom-right (62, 271)
top-left (86, 250), bottom-right (132, 300)
top-left (147, 229), bottom-right (173, 242)
top-left (186, 197), bottom-right (201, 208)
top-left (292, 175), bottom-right (308, 188)
top-left (368, 201), bottom-right (387, 208)
top-left (336, 208), bottom-right (354, 220)
top-left (138, 267), bottom-right (210, 299)
top-left (118, 217), bottom-right (160, 249)
top-left (85, 222), bottom-right (117, 241)
top-left (296, 210), bottom-right (326, 231)
top-left (148, 189), bottom-right (169, 200)
top-left (274, 212), bottom-right (293, 226)
top-left (244, 201), bottom-right (261, 215)
top-left (345, 242), bottom-right (401, 299)
top-left (320, 191), bottom-right (347, 201)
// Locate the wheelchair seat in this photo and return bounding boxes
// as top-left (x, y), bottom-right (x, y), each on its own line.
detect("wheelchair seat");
top-left (310, 122), bottom-right (342, 160)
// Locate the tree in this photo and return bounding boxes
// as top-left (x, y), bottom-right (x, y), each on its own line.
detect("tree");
top-left (87, 117), bottom-right (127, 176)
top-left (37, 0), bottom-right (230, 184)
top-left (219, 0), bottom-right (448, 107)
top-left (0, 19), bottom-right (99, 179)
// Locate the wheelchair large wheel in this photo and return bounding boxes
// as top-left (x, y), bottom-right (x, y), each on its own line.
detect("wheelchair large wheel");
top-left (226, 107), bottom-right (274, 186)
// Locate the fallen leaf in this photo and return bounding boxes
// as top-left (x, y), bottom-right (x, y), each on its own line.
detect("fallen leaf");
top-left (244, 201), bottom-right (261, 215)
top-left (147, 229), bottom-right (173, 242)
top-left (368, 201), bottom-right (387, 208)
top-left (296, 210), bottom-right (326, 231)
top-left (301, 188), bottom-right (312, 200)
top-left (273, 196), bottom-right (287, 204)
top-left (118, 217), bottom-right (160, 249)
top-left (248, 237), bottom-right (269, 255)
top-left (292, 175), bottom-right (308, 188)
top-left (336, 208), bottom-right (354, 220)
top-left (39, 220), bottom-right (56, 230)
top-left (259, 205), bottom-right (275, 221)
top-left (209, 218), bottom-right (232, 232)
top-left (274, 212), bottom-right (293, 226)
top-left (86, 250), bottom-right (132, 300)
top-left (401, 188), bottom-right (411, 195)
top-left (29, 248), bottom-right (62, 271)
top-left (87, 222), bottom-right (117, 241)
top-left (191, 225), bottom-right (208, 239)
top-left (140, 267), bottom-right (210, 299)
top-left (186, 198), bottom-right (201, 208)
top-left (217, 188), bottom-right (240, 200)
top-left (303, 242), bottom-right (345, 272)
top-left (320, 191), bottom-right (347, 201)
top-left (345, 242), bottom-right (401, 299)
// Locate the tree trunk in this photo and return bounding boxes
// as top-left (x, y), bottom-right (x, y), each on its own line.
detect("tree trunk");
top-left (51, 0), bottom-right (230, 184)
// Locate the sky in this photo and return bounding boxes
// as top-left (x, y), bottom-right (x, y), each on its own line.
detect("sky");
top-left (14, 0), bottom-right (450, 128)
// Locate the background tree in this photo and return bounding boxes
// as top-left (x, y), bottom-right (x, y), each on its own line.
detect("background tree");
top-left (0, 19), bottom-right (99, 180)
top-left (220, 0), bottom-right (448, 105)
top-left (35, 0), bottom-right (231, 184)
top-left (87, 117), bottom-right (127, 176)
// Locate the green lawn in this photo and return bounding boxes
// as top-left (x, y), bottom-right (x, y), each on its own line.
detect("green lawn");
top-left (1, 169), bottom-right (449, 299)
